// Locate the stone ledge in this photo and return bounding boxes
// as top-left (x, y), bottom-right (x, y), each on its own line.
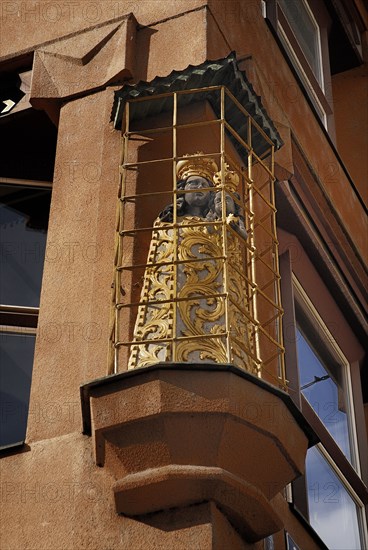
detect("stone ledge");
top-left (80, 363), bottom-right (318, 543)
top-left (114, 464), bottom-right (283, 542)
top-left (80, 363), bottom-right (318, 443)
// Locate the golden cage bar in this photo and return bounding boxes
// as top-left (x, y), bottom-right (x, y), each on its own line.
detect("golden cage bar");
top-left (109, 85), bottom-right (287, 390)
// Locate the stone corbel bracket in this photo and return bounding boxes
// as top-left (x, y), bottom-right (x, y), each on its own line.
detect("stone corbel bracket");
top-left (81, 364), bottom-right (318, 543)
top-left (30, 14), bottom-right (137, 124)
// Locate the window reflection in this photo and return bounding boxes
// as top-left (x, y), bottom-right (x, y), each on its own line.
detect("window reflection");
top-left (306, 446), bottom-right (362, 550)
top-left (296, 327), bottom-right (352, 462)
top-left (0, 331), bottom-right (36, 447)
top-left (278, 0), bottom-right (322, 85)
top-left (0, 184), bottom-right (51, 307)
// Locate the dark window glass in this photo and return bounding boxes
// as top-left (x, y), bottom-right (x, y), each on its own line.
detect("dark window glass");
top-left (0, 184), bottom-right (51, 307)
top-left (278, 0), bottom-right (321, 83)
top-left (0, 331), bottom-right (36, 447)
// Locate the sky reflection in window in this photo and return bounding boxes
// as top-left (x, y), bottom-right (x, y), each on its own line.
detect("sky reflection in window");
top-left (296, 327), bottom-right (351, 462)
top-left (306, 446), bottom-right (361, 549)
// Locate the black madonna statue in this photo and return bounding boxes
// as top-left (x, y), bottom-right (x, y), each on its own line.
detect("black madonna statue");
top-left (128, 153), bottom-right (253, 372)
top-left (157, 156), bottom-right (217, 222)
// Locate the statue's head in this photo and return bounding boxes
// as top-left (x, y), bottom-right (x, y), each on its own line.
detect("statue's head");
top-left (213, 190), bottom-right (242, 217)
top-left (176, 176), bottom-right (214, 216)
top-left (174, 154), bottom-right (218, 217)
top-left (211, 163), bottom-right (243, 218)
top-left (176, 153), bottom-right (218, 182)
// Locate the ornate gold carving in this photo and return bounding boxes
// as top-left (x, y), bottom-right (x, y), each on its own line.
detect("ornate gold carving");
top-left (128, 224), bottom-right (174, 368)
top-left (128, 216), bottom-right (253, 370)
top-left (175, 218), bottom-right (227, 363)
top-left (226, 231), bottom-right (254, 373)
top-left (127, 153), bottom-right (253, 372)
top-left (213, 163), bottom-right (240, 192)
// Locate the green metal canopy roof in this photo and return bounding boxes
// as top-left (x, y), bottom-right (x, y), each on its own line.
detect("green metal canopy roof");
top-left (111, 52), bottom-right (283, 159)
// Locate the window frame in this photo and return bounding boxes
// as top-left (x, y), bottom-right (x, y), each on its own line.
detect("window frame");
top-left (277, 0), bottom-right (325, 90)
top-left (293, 274), bottom-right (360, 473)
top-left (0, 176), bottom-right (52, 450)
top-left (0, 324), bottom-right (37, 448)
top-left (305, 442), bottom-right (368, 549)
top-left (264, 0), bottom-right (334, 133)
top-left (278, 241), bottom-right (368, 547)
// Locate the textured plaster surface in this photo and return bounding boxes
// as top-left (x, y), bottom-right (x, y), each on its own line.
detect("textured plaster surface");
top-left (135, 6), bottom-right (207, 82)
top-left (86, 368), bottom-right (310, 541)
top-left (0, 434), bottom-right (122, 550)
top-left (0, 433), bottom-right (266, 550)
top-left (26, 89), bottom-right (120, 443)
top-left (0, 0), bottom-right (206, 59)
top-left (89, 370), bottom-right (308, 481)
top-left (207, 0), bottom-right (367, 264)
top-left (31, 16), bottom-right (137, 104)
top-left (119, 502), bottom-right (261, 550)
top-left (332, 64), bottom-right (368, 204)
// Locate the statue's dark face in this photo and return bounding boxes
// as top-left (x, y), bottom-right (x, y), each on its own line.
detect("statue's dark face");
top-left (184, 176), bottom-right (210, 207)
top-left (214, 192), bottom-right (236, 216)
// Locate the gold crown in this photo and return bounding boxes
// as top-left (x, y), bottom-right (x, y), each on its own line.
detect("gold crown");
top-left (213, 163), bottom-right (240, 192)
top-left (176, 152), bottom-right (218, 182)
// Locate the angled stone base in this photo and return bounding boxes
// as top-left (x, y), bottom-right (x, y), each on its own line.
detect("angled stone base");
top-left (114, 465), bottom-right (282, 542)
top-left (121, 501), bottom-right (258, 550)
top-left (81, 364), bottom-right (317, 545)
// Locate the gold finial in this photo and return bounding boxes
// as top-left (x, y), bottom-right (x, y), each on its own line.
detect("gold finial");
top-left (213, 163), bottom-right (240, 193)
top-left (176, 152), bottom-right (218, 182)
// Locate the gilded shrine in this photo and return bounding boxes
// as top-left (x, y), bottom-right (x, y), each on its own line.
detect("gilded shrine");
top-left (127, 155), bottom-right (253, 371)
top-left (110, 56), bottom-right (286, 388)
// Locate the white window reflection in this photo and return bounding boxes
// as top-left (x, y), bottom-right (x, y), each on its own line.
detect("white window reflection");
top-left (306, 446), bottom-right (362, 550)
top-left (296, 327), bottom-right (352, 462)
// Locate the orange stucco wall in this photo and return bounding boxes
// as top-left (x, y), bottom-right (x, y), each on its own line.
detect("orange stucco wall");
top-left (0, 2), bottom-right (366, 549)
top-left (206, 0), bottom-right (367, 264)
top-left (332, 64), bottom-right (368, 204)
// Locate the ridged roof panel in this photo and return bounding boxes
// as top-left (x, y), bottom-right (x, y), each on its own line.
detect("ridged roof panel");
top-left (111, 53), bottom-right (283, 158)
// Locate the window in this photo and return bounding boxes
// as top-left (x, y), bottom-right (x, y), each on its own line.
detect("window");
top-left (0, 183), bottom-right (51, 307)
top-left (0, 179), bottom-right (52, 448)
top-left (0, 329), bottom-right (36, 447)
top-left (278, 0), bottom-right (324, 87)
top-left (290, 276), bottom-right (367, 549)
top-left (295, 290), bottom-right (357, 466)
top-left (0, 60), bottom-right (57, 449)
top-left (264, 0), bottom-right (333, 130)
top-left (278, 221), bottom-right (367, 548)
top-left (306, 445), bottom-right (363, 550)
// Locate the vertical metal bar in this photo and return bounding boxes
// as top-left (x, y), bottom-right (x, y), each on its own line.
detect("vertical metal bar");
top-left (247, 117), bottom-right (261, 374)
top-left (270, 160), bottom-right (286, 387)
top-left (114, 306), bottom-right (119, 373)
top-left (115, 101), bottom-right (132, 372)
top-left (271, 143), bottom-right (275, 177)
top-left (248, 150), bottom-right (261, 377)
top-left (115, 101), bottom-right (130, 372)
top-left (220, 87), bottom-right (231, 362)
top-left (172, 92), bottom-right (178, 362)
top-left (108, 153), bottom-right (123, 374)
top-left (247, 115), bottom-right (252, 153)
